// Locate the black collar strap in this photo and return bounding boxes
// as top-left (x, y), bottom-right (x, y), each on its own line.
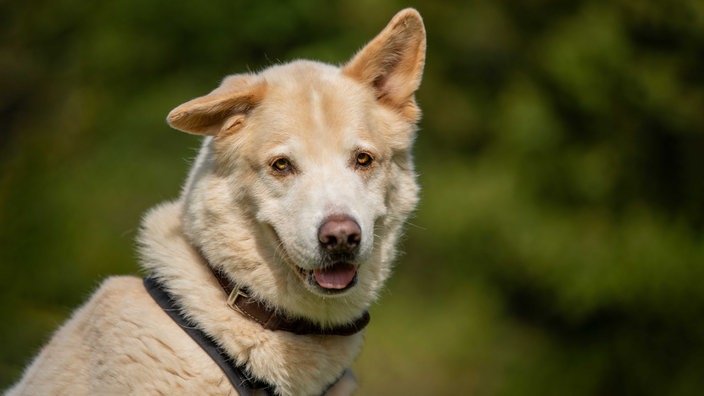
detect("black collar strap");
top-left (144, 277), bottom-right (274, 396)
top-left (211, 268), bottom-right (371, 336)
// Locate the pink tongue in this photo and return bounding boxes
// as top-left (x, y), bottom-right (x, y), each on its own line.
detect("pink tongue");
top-left (313, 263), bottom-right (357, 289)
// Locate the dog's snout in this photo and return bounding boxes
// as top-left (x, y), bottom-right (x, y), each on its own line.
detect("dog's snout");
top-left (318, 215), bottom-right (361, 253)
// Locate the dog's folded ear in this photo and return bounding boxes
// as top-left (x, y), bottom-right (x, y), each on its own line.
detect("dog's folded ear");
top-left (167, 75), bottom-right (266, 136)
top-left (343, 8), bottom-right (426, 121)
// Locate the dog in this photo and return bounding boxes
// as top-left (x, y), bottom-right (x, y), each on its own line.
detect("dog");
top-left (8, 8), bottom-right (425, 396)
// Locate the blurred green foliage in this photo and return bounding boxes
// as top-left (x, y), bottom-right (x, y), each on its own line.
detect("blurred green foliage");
top-left (2, 0), bottom-right (704, 394)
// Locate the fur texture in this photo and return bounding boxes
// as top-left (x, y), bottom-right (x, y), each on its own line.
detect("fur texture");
top-left (8, 8), bottom-right (425, 396)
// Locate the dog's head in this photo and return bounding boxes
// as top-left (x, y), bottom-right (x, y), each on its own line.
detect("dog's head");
top-left (167, 9), bottom-right (425, 326)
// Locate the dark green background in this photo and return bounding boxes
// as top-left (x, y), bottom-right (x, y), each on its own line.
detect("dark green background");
top-left (2, 0), bottom-right (704, 394)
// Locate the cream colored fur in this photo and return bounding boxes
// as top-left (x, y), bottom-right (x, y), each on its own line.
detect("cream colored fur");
top-left (8, 8), bottom-right (425, 396)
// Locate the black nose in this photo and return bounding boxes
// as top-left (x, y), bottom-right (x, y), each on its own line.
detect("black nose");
top-left (318, 215), bottom-right (361, 253)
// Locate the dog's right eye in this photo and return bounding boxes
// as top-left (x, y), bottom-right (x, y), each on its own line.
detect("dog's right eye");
top-left (271, 157), bottom-right (293, 174)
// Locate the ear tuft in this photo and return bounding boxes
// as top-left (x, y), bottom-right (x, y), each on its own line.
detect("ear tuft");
top-left (166, 76), bottom-right (266, 136)
top-left (343, 8), bottom-right (426, 120)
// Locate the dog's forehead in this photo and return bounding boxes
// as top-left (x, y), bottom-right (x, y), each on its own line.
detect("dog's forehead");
top-left (250, 61), bottom-right (379, 150)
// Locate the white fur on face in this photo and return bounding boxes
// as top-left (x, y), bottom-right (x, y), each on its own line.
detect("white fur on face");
top-left (246, 65), bottom-right (389, 288)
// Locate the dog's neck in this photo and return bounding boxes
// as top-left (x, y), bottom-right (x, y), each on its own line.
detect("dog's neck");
top-left (209, 267), bottom-right (371, 336)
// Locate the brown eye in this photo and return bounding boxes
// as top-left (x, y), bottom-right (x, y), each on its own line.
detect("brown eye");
top-left (272, 157), bottom-right (292, 173)
top-left (356, 152), bottom-right (373, 168)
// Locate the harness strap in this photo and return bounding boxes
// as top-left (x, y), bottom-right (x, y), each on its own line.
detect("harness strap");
top-left (143, 277), bottom-right (274, 396)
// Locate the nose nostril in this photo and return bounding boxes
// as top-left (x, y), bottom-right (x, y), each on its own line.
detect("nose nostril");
top-left (321, 235), bottom-right (338, 248)
top-left (347, 233), bottom-right (360, 247)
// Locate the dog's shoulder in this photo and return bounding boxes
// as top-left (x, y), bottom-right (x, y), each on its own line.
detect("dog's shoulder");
top-left (92, 275), bottom-right (147, 302)
top-left (9, 276), bottom-right (236, 395)
top-left (76, 276), bottom-right (156, 325)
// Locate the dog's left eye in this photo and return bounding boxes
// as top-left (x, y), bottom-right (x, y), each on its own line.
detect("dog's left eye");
top-left (355, 152), bottom-right (373, 168)
top-left (271, 158), bottom-right (293, 173)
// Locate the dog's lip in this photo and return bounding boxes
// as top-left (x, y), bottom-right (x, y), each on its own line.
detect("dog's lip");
top-left (296, 262), bottom-right (359, 294)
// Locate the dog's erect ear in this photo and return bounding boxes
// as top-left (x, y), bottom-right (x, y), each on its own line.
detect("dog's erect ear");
top-left (167, 75), bottom-right (266, 136)
top-left (343, 8), bottom-right (426, 120)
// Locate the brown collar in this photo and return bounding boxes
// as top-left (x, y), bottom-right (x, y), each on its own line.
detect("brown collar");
top-left (211, 268), bottom-right (370, 336)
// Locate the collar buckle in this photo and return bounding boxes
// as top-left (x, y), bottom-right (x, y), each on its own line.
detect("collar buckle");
top-left (226, 287), bottom-right (249, 313)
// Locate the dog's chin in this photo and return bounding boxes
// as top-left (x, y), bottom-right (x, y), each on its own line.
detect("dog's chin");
top-left (295, 262), bottom-right (359, 296)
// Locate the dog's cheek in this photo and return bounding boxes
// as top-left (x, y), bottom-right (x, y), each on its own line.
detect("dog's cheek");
top-left (245, 176), bottom-right (312, 258)
top-left (247, 176), bottom-right (287, 224)
top-left (377, 160), bottom-right (419, 245)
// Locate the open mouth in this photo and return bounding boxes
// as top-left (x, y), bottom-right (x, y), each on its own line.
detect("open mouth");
top-left (298, 262), bottom-right (358, 294)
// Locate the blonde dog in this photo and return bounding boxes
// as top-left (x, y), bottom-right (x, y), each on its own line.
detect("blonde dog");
top-left (9, 8), bottom-right (425, 396)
